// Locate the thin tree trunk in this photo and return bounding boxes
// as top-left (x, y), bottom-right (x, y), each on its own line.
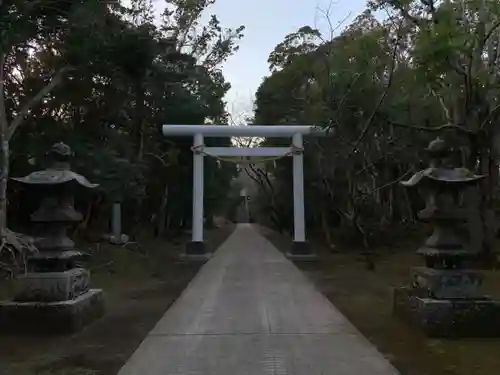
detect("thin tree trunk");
top-left (0, 57), bottom-right (67, 236)
top-left (0, 140), bottom-right (9, 238)
top-left (320, 205), bottom-right (333, 249)
top-left (156, 184), bottom-right (169, 237)
top-left (131, 81), bottom-right (146, 238)
top-left (0, 53), bottom-right (8, 238)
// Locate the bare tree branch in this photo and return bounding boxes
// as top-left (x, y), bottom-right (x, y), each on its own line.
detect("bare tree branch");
top-left (314, 3), bottom-right (352, 42)
top-left (246, 164), bottom-right (274, 194)
top-left (390, 1), bottom-right (422, 27)
top-left (357, 167), bottom-right (413, 202)
top-left (354, 137), bottom-right (404, 175)
top-left (483, 20), bottom-right (500, 46)
top-left (7, 66), bottom-right (71, 140)
top-left (348, 22), bottom-right (402, 155)
top-left (145, 152), bottom-right (168, 167)
top-left (6, 70), bottom-right (23, 88)
top-left (479, 101), bottom-right (500, 130)
top-left (0, 53), bottom-right (8, 133)
top-left (387, 119), bottom-right (473, 134)
top-left (428, 85), bottom-right (452, 123)
top-left (330, 72), bottom-right (361, 120)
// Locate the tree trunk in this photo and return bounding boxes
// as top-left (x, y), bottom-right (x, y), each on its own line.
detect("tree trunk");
top-left (320, 205), bottom-right (334, 249)
top-left (0, 140), bottom-right (9, 237)
top-left (0, 54), bottom-right (8, 237)
top-left (155, 184), bottom-right (169, 237)
top-left (0, 55), bottom-right (67, 237)
top-left (131, 81), bottom-right (146, 238)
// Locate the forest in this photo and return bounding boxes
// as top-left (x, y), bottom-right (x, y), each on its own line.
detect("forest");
top-left (0, 0), bottom-right (499, 263)
top-left (0, 0), bottom-right (499, 271)
top-left (251, 0), bottom-right (500, 259)
top-left (2, 1), bottom-right (500, 375)
top-left (0, 0), bottom-right (245, 269)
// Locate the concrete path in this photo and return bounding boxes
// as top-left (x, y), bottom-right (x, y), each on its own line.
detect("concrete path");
top-left (118, 224), bottom-right (400, 375)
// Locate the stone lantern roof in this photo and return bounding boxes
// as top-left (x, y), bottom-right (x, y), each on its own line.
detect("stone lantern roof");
top-left (11, 142), bottom-right (99, 189)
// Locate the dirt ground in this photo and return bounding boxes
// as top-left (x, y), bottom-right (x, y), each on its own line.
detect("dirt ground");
top-left (0, 225), bottom-right (235, 375)
top-left (260, 226), bottom-right (500, 375)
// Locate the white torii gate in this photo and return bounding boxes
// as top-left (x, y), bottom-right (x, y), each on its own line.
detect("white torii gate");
top-left (162, 124), bottom-right (324, 259)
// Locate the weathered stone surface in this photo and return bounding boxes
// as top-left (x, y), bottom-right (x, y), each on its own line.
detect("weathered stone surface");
top-left (1, 143), bottom-right (104, 335)
top-left (14, 268), bottom-right (90, 302)
top-left (178, 252), bottom-right (212, 263)
top-left (185, 241), bottom-right (207, 256)
top-left (463, 186), bottom-right (483, 253)
top-left (286, 241), bottom-right (318, 262)
top-left (27, 250), bottom-right (89, 273)
top-left (395, 138), bottom-right (500, 338)
top-left (394, 287), bottom-right (500, 338)
top-left (0, 289), bottom-right (104, 335)
top-left (411, 266), bottom-right (482, 299)
top-left (11, 142), bottom-right (99, 267)
top-left (289, 240), bottom-right (312, 255)
top-left (34, 234), bottom-right (76, 252)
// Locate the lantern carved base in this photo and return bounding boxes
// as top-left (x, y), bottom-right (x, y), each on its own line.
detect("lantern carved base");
top-left (411, 266), bottom-right (483, 299)
top-left (13, 268), bottom-right (90, 302)
top-left (0, 289), bottom-right (104, 335)
top-left (394, 286), bottom-right (500, 338)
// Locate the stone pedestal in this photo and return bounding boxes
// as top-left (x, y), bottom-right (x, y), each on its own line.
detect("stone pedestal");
top-left (0, 268), bottom-right (104, 334)
top-left (394, 287), bottom-right (500, 338)
top-left (14, 268), bottom-right (90, 302)
top-left (186, 241), bottom-right (207, 255)
top-left (179, 241), bottom-right (213, 262)
top-left (179, 253), bottom-right (212, 262)
top-left (286, 241), bottom-right (318, 262)
top-left (0, 289), bottom-right (104, 335)
top-left (179, 241), bottom-right (212, 262)
top-left (395, 266), bottom-right (500, 338)
top-left (411, 266), bottom-right (482, 299)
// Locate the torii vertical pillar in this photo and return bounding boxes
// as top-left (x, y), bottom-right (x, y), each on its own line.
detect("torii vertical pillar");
top-left (162, 124), bottom-right (325, 260)
top-left (185, 133), bottom-right (207, 256)
top-left (287, 132), bottom-right (313, 258)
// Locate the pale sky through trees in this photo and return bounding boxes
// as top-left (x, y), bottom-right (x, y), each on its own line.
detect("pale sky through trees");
top-left (147, 0), bottom-right (370, 120)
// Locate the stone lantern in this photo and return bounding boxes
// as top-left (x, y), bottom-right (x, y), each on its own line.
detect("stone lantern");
top-left (0, 142), bottom-right (104, 334)
top-left (394, 137), bottom-right (500, 337)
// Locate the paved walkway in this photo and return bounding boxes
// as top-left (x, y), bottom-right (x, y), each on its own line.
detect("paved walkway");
top-left (118, 224), bottom-right (400, 375)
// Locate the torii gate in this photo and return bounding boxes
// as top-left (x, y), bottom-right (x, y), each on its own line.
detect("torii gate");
top-left (162, 124), bottom-right (324, 260)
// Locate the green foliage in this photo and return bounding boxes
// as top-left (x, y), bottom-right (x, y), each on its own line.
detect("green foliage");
top-left (2, 0), bottom-right (244, 237)
top-left (252, 7), bottom-right (457, 246)
top-left (253, 0), bottom-right (500, 250)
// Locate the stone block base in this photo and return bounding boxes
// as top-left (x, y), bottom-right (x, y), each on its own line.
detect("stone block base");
top-left (411, 266), bottom-right (482, 299)
top-left (394, 286), bottom-right (500, 338)
top-left (286, 241), bottom-right (317, 261)
top-left (178, 252), bottom-right (212, 262)
top-left (0, 289), bottom-right (104, 335)
top-left (186, 241), bottom-right (207, 255)
top-left (15, 268), bottom-right (90, 302)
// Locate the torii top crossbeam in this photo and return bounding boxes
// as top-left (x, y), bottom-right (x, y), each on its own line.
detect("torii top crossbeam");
top-left (162, 124), bottom-right (325, 137)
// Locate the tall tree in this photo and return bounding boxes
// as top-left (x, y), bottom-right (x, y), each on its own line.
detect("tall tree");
top-left (0, 0), bottom-right (122, 239)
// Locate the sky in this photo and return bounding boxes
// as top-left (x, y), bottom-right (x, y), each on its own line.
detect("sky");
top-left (202, 0), bottom-right (369, 121)
top-left (148, 0), bottom-right (370, 120)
